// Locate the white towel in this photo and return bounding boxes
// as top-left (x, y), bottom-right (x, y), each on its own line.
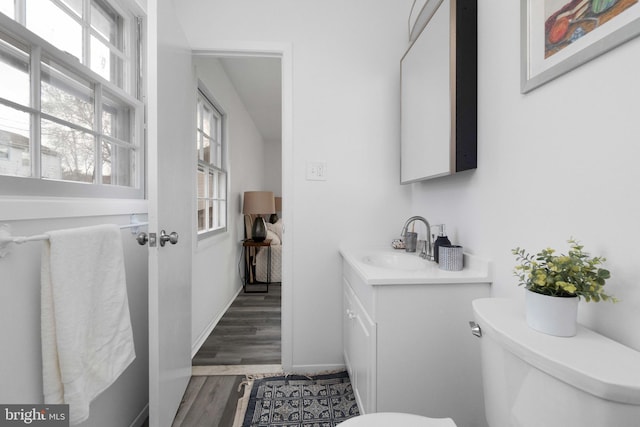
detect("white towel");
top-left (41, 224), bottom-right (136, 425)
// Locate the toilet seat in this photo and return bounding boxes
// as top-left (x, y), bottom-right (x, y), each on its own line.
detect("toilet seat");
top-left (339, 412), bottom-right (457, 426)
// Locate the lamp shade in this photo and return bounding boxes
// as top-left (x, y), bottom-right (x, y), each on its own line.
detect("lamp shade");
top-left (274, 196), bottom-right (282, 212)
top-left (243, 191), bottom-right (276, 215)
top-left (243, 191), bottom-right (275, 242)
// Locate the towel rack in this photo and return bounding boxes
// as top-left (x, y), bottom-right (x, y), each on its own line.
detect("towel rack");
top-left (0, 217), bottom-right (149, 258)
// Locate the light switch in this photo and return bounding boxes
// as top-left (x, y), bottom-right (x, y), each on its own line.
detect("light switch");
top-left (306, 161), bottom-right (327, 181)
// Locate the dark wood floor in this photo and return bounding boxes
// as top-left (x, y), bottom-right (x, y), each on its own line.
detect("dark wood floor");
top-left (192, 284), bottom-right (281, 366)
top-left (171, 284), bottom-right (282, 427)
top-left (171, 376), bottom-right (244, 427)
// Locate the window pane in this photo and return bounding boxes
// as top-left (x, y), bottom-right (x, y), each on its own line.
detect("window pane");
top-left (26, 0), bottom-right (82, 61)
top-left (218, 172), bottom-right (226, 199)
top-left (41, 60), bottom-right (95, 130)
top-left (202, 135), bottom-right (211, 164)
top-left (102, 91), bottom-right (131, 141)
top-left (210, 200), bottom-right (217, 229)
top-left (91, 1), bottom-right (118, 43)
top-left (61, 0), bottom-right (83, 17)
top-left (218, 200), bottom-right (226, 228)
top-left (90, 35), bottom-right (112, 82)
top-left (197, 168), bottom-right (205, 231)
top-left (0, 38), bottom-right (30, 106)
top-left (196, 100), bottom-right (202, 130)
top-left (0, 1), bottom-right (14, 20)
top-left (215, 141), bottom-right (222, 169)
top-left (41, 119), bottom-right (95, 183)
top-left (202, 105), bottom-right (211, 135)
top-left (102, 142), bottom-right (132, 186)
top-left (0, 106), bottom-right (31, 177)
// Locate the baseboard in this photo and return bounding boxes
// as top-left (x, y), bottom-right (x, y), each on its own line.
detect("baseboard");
top-left (192, 364), bottom-right (283, 376)
top-left (129, 403), bottom-right (149, 427)
top-left (289, 363), bottom-right (347, 375)
top-left (191, 286), bottom-right (242, 358)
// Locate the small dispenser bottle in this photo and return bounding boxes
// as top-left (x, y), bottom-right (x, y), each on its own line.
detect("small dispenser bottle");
top-left (433, 224), bottom-right (451, 263)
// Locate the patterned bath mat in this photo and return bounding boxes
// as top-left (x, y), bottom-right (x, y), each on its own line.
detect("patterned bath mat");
top-left (241, 371), bottom-right (360, 426)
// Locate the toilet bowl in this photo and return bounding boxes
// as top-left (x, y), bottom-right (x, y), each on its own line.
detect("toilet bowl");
top-left (339, 412), bottom-right (456, 427)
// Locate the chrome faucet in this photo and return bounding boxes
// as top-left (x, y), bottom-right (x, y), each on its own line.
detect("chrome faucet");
top-left (400, 216), bottom-right (433, 260)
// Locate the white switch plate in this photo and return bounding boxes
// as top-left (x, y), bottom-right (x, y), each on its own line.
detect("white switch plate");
top-left (306, 161), bottom-right (327, 181)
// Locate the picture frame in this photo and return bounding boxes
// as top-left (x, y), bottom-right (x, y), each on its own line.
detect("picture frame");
top-left (521, 0), bottom-right (640, 93)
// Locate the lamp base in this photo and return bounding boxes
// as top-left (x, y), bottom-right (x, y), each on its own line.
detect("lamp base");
top-left (252, 216), bottom-right (267, 242)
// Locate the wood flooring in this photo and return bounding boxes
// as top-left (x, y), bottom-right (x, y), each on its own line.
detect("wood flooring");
top-left (171, 284), bottom-right (282, 427)
top-left (171, 375), bottom-right (244, 427)
top-left (192, 284), bottom-right (281, 366)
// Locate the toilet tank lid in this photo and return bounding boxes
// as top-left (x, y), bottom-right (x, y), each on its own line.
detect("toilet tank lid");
top-left (472, 298), bottom-right (640, 405)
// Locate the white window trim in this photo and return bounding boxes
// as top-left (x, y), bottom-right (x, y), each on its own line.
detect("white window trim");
top-left (196, 83), bottom-right (228, 240)
top-left (0, 4), bottom-right (145, 199)
top-left (0, 196), bottom-right (148, 221)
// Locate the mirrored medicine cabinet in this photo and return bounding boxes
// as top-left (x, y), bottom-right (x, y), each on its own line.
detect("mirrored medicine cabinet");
top-left (400, 0), bottom-right (477, 184)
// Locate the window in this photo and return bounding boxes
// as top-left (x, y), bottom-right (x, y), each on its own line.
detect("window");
top-left (0, 0), bottom-right (144, 198)
top-left (196, 87), bottom-right (227, 236)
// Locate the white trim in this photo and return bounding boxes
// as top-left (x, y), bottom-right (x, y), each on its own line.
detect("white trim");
top-left (290, 364), bottom-right (348, 375)
top-left (191, 42), bottom-right (294, 372)
top-left (0, 196), bottom-right (148, 220)
top-left (128, 403), bottom-right (149, 427)
top-left (191, 364), bottom-right (283, 377)
top-left (0, 6), bottom-right (145, 199)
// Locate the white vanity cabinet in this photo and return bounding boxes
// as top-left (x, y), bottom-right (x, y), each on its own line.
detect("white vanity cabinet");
top-left (343, 281), bottom-right (376, 414)
top-left (340, 248), bottom-right (491, 427)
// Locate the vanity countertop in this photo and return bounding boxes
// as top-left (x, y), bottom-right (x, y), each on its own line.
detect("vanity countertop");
top-left (339, 245), bottom-right (492, 286)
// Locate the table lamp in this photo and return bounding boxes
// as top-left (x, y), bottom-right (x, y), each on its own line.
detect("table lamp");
top-left (243, 191), bottom-right (275, 242)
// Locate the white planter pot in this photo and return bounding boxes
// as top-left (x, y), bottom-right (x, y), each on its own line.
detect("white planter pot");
top-left (525, 289), bottom-right (579, 337)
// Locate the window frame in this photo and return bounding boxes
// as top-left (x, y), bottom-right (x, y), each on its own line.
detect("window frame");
top-left (0, 1), bottom-right (145, 199)
top-left (196, 84), bottom-right (228, 239)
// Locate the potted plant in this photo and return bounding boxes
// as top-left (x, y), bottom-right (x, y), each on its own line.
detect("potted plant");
top-left (512, 238), bottom-right (616, 337)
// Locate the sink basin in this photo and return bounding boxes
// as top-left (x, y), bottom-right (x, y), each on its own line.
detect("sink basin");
top-left (362, 253), bottom-right (427, 271)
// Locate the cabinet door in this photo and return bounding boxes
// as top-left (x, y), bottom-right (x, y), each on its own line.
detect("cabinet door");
top-left (343, 280), bottom-right (376, 414)
top-left (343, 285), bottom-right (356, 382)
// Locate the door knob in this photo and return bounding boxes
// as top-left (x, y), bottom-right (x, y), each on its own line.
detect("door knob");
top-left (136, 232), bottom-right (148, 246)
top-left (159, 230), bottom-right (179, 247)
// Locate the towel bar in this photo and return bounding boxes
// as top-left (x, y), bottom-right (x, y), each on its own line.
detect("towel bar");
top-left (0, 221), bottom-right (149, 258)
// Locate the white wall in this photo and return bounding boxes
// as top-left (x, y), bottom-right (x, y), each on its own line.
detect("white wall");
top-left (191, 57), bottom-right (268, 351)
top-left (0, 205), bottom-right (149, 427)
top-left (409, 1), bottom-right (640, 351)
top-left (177, 0), bottom-right (414, 370)
top-left (179, 0), bottom-right (640, 372)
top-left (264, 139), bottom-right (282, 197)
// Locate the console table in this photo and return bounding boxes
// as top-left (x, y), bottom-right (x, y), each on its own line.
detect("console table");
top-left (242, 239), bottom-right (272, 293)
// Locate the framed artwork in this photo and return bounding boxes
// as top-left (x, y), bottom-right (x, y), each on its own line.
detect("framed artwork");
top-left (521, 0), bottom-right (640, 93)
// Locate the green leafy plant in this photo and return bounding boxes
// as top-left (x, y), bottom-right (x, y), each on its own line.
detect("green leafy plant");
top-left (512, 238), bottom-right (617, 302)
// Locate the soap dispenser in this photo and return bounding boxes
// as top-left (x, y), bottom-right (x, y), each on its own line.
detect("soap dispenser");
top-left (433, 224), bottom-right (451, 263)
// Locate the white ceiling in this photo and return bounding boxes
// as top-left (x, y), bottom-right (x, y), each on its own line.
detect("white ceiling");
top-left (219, 57), bottom-right (282, 142)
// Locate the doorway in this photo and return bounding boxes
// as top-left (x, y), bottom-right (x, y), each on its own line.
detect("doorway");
top-left (190, 45), bottom-right (293, 372)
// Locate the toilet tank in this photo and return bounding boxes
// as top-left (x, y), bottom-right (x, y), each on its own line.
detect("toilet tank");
top-left (472, 298), bottom-right (640, 427)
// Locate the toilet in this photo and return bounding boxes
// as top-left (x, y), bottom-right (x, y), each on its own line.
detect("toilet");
top-left (338, 412), bottom-right (455, 426)
top-left (340, 298), bottom-right (640, 427)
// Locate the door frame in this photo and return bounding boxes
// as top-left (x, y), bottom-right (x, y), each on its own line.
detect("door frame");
top-left (192, 43), bottom-right (293, 370)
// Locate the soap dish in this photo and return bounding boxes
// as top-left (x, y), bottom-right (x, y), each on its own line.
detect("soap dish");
top-left (391, 239), bottom-right (406, 249)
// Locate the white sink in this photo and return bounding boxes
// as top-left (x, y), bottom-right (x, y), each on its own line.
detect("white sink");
top-left (340, 246), bottom-right (492, 285)
top-left (361, 253), bottom-right (428, 271)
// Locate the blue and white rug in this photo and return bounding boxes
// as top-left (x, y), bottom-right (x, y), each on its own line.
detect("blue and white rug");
top-left (241, 371), bottom-right (360, 427)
